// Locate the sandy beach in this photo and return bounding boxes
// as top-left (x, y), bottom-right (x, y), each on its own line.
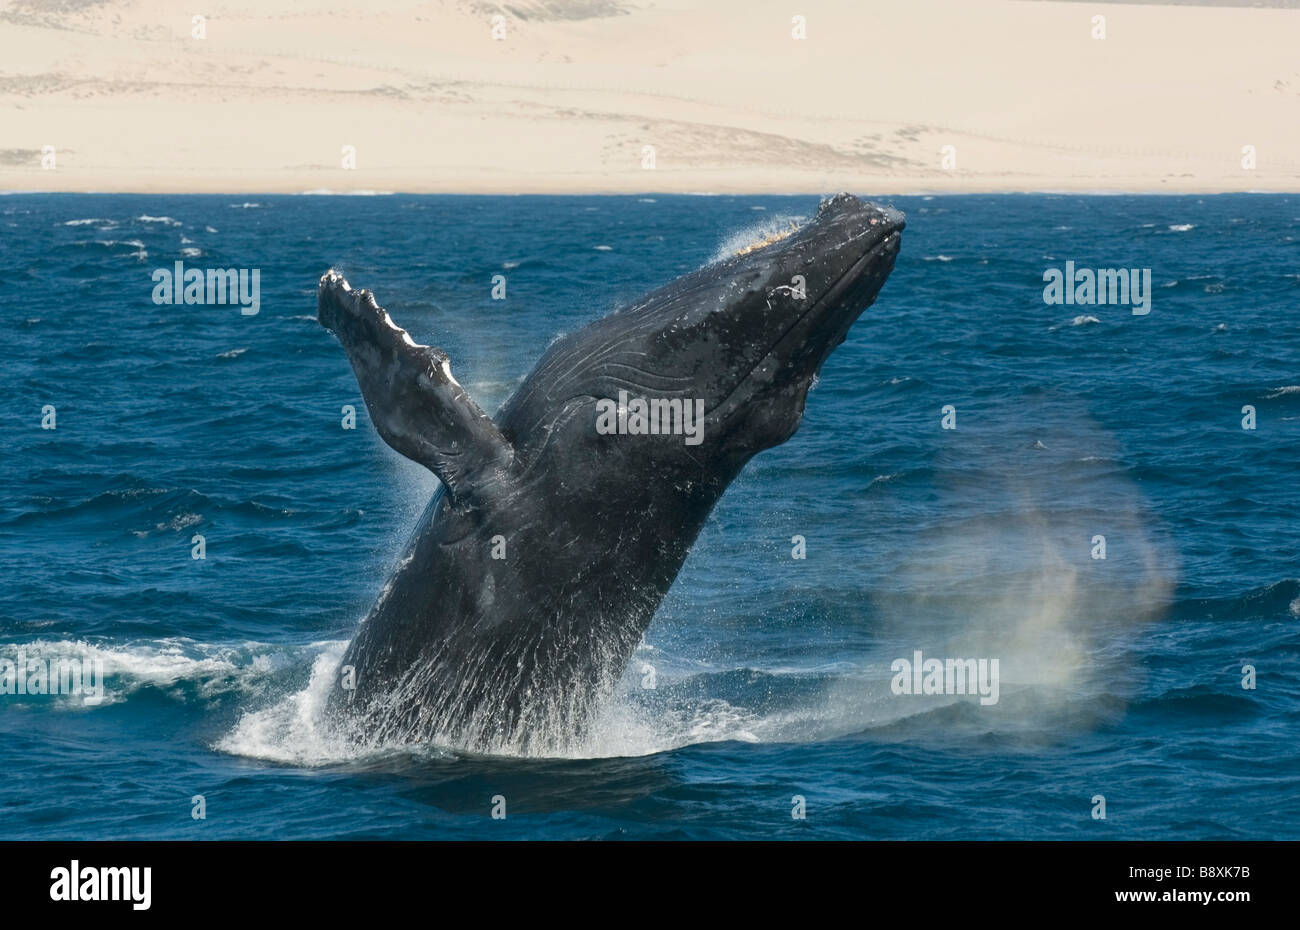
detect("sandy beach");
top-left (1, 0), bottom-right (1297, 194)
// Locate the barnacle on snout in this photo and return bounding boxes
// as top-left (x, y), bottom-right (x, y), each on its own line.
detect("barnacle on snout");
top-left (733, 220), bottom-right (800, 257)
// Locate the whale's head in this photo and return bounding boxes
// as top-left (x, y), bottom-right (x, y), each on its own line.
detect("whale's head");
top-left (695, 192), bottom-right (904, 454)
top-left (499, 192), bottom-right (902, 485)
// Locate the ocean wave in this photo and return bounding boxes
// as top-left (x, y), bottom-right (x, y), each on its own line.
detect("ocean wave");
top-left (77, 238), bottom-right (148, 261)
top-left (1168, 579), bottom-right (1300, 623)
top-left (88, 238), bottom-right (145, 249)
top-left (2, 486), bottom-right (176, 527)
top-left (1050, 314), bottom-right (1101, 330)
top-left (0, 484), bottom-right (307, 531)
top-left (0, 638), bottom-right (292, 707)
top-left (1129, 686), bottom-right (1258, 720)
top-left (128, 511), bottom-right (204, 536)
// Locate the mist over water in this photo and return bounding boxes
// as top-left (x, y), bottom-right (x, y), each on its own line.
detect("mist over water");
top-left (3, 193), bottom-right (1298, 838)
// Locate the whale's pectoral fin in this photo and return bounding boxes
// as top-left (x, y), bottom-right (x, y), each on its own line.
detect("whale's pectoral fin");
top-left (317, 271), bottom-right (514, 504)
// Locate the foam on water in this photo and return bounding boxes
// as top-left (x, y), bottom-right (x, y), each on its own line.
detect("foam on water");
top-left (212, 637), bottom-right (768, 764)
top-left (0, 638), bottom-right (281, 706)
top-left (215, 641), bottom-right (390, 765)
top-left (1050, 314), bottom-right (1101, 330)
top-left (210, 630), bottom-right (1110, 764)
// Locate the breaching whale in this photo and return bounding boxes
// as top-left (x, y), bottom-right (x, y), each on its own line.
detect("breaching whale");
top-left (318, 192), bottom-right (903, 754)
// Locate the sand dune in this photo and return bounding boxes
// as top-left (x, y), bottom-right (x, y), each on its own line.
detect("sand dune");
top-left (1, 0), bottom-right (1297, 192)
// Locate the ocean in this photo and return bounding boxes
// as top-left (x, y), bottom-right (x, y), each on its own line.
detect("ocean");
top-left (2, 192), bottom-right (1297, 839)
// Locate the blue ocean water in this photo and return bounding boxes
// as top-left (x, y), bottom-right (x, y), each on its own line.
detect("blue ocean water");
top-left (1, 192), bottom-right (1297, 840)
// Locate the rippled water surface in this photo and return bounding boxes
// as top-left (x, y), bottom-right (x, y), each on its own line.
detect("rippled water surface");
top-left (2, 193), bottom-right (1297, 838)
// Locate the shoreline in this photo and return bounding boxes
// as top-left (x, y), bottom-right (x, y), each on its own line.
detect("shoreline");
top-left (3, 187), bottom-right (1293, 197)
top-left (3, 0), bottom-right (1296, 197)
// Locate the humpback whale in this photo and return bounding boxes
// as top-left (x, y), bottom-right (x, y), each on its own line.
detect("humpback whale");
top-left (318, 192), bottom-right (904, 754)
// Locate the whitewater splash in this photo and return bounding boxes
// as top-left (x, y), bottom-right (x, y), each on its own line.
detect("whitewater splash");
top-left (0, 638), bottom-right (282, 706)
top-left (215, 640), bottom-right (962, 764)
top-left (1050, 314), bottom-right (1101, 330)
top-left (218, 639), bottom-right (778, 764)
top-left (0, 634), bottom-right (1027, 763)
top-left (216, 641), bottom-right (377, 764)
top-left (0, 634), bottom-right (777, 763)
top-left (858, 398), bottom-right (1178, 734)
top-left (709, 214), bottom-right (806, 265)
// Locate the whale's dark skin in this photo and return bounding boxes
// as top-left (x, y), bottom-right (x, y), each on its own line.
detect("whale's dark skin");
top-left (318, 193), bottom-right (903, 754)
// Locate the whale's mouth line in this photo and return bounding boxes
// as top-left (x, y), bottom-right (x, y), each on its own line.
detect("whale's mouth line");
top-left (706, 228), bottom-right (901, 419)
